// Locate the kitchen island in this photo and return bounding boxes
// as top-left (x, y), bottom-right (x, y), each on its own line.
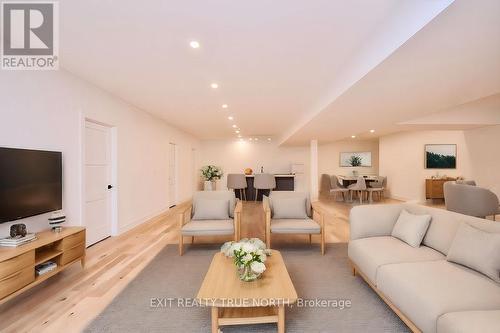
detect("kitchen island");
top-left (240, 174), bottom-right (295, 201)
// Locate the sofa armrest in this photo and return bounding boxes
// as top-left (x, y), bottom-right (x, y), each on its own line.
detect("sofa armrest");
top-left (349, 204), bottom-right (403, 241)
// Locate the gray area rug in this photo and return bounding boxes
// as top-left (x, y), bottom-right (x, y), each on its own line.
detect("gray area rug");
top-left (85, 244), bottom-right (409, 333)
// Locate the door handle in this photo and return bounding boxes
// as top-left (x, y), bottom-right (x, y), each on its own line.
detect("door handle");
top-left (107, 185), bottom-right (113, 190)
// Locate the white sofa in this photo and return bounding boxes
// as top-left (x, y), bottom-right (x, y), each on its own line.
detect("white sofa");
top-left (348, 203), bottom-right (500, 333)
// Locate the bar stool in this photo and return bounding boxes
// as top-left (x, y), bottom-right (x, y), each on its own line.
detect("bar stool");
top-left (227, 174), bottom-right (248, 200)
top-left (254, 174), bottom-right (276, 201)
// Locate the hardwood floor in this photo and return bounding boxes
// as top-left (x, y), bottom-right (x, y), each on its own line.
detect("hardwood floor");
top-left (0, 196), bottom-right (402, 332)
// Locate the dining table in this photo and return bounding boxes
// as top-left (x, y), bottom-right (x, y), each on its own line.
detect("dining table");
top-left (337, 175), bottom-right (379, 187)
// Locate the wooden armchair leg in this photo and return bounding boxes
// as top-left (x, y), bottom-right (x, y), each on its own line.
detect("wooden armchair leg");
top-left (179, 235), bottom-right (184, 256)
top-left (320, 215), bottom-right (325, 255)
top-left (321, 232), bottom-right (325, 255)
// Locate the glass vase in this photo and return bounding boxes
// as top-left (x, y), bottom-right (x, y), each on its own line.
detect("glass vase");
top-left (238, 265), bottom-right (260, 282)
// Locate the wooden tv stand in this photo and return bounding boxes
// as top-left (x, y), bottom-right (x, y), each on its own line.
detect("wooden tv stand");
top-left (0, 227), bottom-right (85, 305)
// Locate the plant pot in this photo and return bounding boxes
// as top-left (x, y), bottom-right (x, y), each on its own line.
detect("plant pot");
top-left (203, 180), bottom-right (213, 191)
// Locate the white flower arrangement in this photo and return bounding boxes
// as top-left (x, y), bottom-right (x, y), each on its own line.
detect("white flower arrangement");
top-left (200, 165), bottom-right (223, 181)
top-left (221, 238), bottom-right (272, 281)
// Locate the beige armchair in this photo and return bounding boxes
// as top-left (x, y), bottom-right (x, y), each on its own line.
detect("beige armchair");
top-left (263, 191), bottom-right (325, 255)
top-left (444, 182), bottom-right (499, 220)
top-left (178, 191), bottom-right (242, 255)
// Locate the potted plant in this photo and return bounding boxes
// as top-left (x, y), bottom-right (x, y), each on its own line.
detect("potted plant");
top-left (200, 165), bottom-right (223, 191)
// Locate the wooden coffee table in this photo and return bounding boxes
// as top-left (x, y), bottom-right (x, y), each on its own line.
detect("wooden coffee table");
top-left (197, 250), bottom-right (297, 333)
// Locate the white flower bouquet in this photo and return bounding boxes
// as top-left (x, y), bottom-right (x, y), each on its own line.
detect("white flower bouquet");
top-left (200, 165), bottom-right (223, 181)
top-left (221, 238), bottom-right (272, 281)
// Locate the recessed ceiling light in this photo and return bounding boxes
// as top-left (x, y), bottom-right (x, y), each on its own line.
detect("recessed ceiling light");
top-left (370, 129), bottom-right (375, 133)
top-left (227, 116), bottom-right (233, 120)
top-left (232, 124), bottom-right (237, 128)
top-left (267, 138), bottom-right (272, 141)
top-left (189, 40), bottom-right (200, 49)
top-left (238, 135), bottom-right (242, 138)
top-left (222, 104), bottom-right (228, 109)
top-left (210, 83), bottom-right (219, 89)
top-left (351, 135), bottom-right (356, 138)
top-left (235, 130), bottom-right (240, 134)
top-left (249, 138), bottom-right (253, 141)
top-left (254, 138), bottom-right (259, 141)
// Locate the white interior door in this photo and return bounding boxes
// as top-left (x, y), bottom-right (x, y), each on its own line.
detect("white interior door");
top-left (85, 120), bottom-right (112, 246)
top-left (169, 143), bottom-right (177, 208)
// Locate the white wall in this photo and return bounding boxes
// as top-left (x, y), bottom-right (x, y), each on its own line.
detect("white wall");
top-left (198, 140), bottom-right (310, 192)
top-left (464, 125), bottom-right (500, 197)
top-left (0, 70), bottom-right (199, 237)
top-left (379, 130), bottom-right (472, 201)
top-left (318, 139), bottom-right (379, 178)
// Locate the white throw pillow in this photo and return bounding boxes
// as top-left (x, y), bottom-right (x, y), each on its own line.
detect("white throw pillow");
top-left (447, 223), bottom-right (500, 283)
top-left (391, 209), bottom-right (431, 247)
top-left (192, 198), bottom-right (229, 220)
top-left (271, 197), bottom-right (308, 219)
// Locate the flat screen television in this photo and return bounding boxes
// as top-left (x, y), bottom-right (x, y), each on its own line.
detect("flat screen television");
top-left (0, 147), bottom-right (62, 223)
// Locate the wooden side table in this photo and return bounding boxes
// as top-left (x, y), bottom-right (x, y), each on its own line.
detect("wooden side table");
top-left (425, 178), bottom-right (456, 200)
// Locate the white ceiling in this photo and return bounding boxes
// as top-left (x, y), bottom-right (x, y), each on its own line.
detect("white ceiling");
top-left (59, 0), bottom-right (459, 141)
top-left (282, 0), bottom-right (500, 145)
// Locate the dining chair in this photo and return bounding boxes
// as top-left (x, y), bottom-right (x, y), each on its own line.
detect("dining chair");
top-left (366, 176), bottom-right (387, 202)
top-left (254, 173), bottom-right (276, 201)
top-left (348, 176), bottom-right (367, 204)
top-left (227, 173), bottom-right (247, 200)
top-left (329, 175), bottom-right (349, 201)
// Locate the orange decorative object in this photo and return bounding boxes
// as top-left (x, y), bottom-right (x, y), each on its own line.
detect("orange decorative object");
top-left (244, 168), bottom-right (253, 175)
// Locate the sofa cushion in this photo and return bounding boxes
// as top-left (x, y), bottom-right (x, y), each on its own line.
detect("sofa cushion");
top-left (348, 236), bottom-right (444, 283)
top-left (377, 260), bottom-right (500, 333)
top-left (192, 198), bottom-right (229, 220)
top-left (391, 209), bottom-right (431, 247)
top-left (181, 220), bottom-right (234, 236)
top-left (401, 203), bottom-right (500, 255)
top-left (447, 223), bottom-right (500, 283)
top-left (437, 310), bottom-right (500, 333)
top-left (271, 197), bottom-right (308, 219)
top-left (271, 218), bottom-right (320, 234)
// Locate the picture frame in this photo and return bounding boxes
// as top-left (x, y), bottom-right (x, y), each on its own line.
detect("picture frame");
top-left (425, 144), bottom-right (457, 169)
top-left (340, 152), bottom-right (372, 167)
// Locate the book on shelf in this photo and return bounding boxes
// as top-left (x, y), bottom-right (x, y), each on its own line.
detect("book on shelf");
top-left (0, 233), bottom-right (37, 247)
top-left (35, 261), bottom-right (58, 276)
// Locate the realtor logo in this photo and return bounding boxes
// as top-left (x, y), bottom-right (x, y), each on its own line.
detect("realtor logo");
top-left (1, 1), bottom-right (58, 70)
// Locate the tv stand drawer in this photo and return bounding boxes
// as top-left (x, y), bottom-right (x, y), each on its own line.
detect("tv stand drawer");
top-left (59, 243), bottom-right (85, 265)
top-left (0, 266), bottom-right (35, 299)
top-left (0, 251), bottom-right (35, 280)
top-left (57, 231), bottom-right (85, 250)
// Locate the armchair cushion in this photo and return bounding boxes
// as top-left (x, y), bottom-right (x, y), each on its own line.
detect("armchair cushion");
top-left (271, 218), bottom-right (320, 234)
top-left (193, 191), bottom-right (236, 218)
top-left (268, 191), bottom-right (312, 217)
top-left (181, 219), bottom-right (234, 236)
top-left (272, 197), bottom-right (308, 219)
top-left (192, 198), bottom-right (229, 220)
